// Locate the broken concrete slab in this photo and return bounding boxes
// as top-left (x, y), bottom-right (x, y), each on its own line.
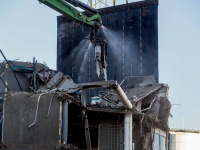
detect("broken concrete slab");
top-left (46, 72), bottom-right (64, 89)
top-left (126, 84), bottom-right (161, 103)
top-left (57, 77), bottom-right (81, 93)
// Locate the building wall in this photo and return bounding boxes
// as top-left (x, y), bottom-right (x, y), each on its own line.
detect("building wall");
top-left (2, 92), bottom-right (61, 150)
top-left (170, 131), bottom-right (200, 150)
top-left (57, 1), bottom-right (159, 102)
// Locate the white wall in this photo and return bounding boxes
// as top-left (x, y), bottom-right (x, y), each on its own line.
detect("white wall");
top-left (170, 132), bottom-right (200, 150)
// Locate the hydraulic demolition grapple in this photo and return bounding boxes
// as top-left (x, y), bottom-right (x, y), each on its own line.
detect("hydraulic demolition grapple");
top-left (38, 0), bottom-right (108, 80)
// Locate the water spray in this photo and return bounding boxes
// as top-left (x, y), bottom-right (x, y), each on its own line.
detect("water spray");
top-left (90, 24), bottom-right (108, 81)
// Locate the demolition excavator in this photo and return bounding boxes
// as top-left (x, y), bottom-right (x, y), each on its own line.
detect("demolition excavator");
top-left (38, 0), bottom-right (108, 80)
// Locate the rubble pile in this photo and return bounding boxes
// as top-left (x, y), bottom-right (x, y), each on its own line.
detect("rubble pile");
top-left (0, 61), bottom-right (171, 150)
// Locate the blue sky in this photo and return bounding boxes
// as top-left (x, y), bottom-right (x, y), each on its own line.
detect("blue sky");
top-left (159, 0), bottom-right (200, 130)
top-left (0, 0), bottom-right (200, 130)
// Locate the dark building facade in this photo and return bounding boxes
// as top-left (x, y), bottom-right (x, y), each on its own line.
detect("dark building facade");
top-left (57, 0), bottom-right (159, 102)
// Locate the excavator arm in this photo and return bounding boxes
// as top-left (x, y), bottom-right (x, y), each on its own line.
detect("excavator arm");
top-left (38, 0), bottom-right (102, 28)
top-left (38, 0), bottom-right (108, 80)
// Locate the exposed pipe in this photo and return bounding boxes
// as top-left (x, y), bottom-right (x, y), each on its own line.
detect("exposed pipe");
top-left (124, 113), bottom-right (132, 150)
top-left (112, 83), bottom-right (133, 150)
top-left (29, 93), bottom-right (45, 127)
top-left (29, 88), bottom-right (57, 127)
top-left (112, 84), bottom-right (132, 109)
top-left (62, 100), bottom-right (68, 145)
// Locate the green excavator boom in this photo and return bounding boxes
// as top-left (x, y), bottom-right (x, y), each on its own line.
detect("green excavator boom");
top-left (38, 0), bottom-right (102, 28)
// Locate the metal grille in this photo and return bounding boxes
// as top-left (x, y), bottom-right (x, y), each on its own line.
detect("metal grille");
top-left (98, 124), bottom-right (122, 150)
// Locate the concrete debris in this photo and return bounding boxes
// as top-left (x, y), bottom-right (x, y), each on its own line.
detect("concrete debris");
top-left (92, 82), bottom-right (171, 124)
top-left (0, 142), bottom-right (6, 149)
top-left (46, 72), bottom-right (64, 89)
top-left (38, 75), bottom-right (81, 94)
top-left (56, 143), bottom-right (78, 150)
top-left (0, 61), bottom-right (80, 95)
top-left (125, 84), bottom-right (162, 102)
top-left (0, 61), bottom-right (46, 93)
top-left (142, 85), bottom-right (171, 124)
top-left (0, 61), bottom-right (171, 150)
top-left (120, 75), bottom-right (156, 87)
top-left (57, 77), bottom-right (81, 93)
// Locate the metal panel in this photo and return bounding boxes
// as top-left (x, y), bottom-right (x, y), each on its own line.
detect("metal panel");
top-left (57, 1), bottom-right (158, 102)
top-left (154, 133), bottom-right (160, 150)
top-left (0, 61), bottom-right (45, 95)
top-left (2, 92), bottom-right (61, 150)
